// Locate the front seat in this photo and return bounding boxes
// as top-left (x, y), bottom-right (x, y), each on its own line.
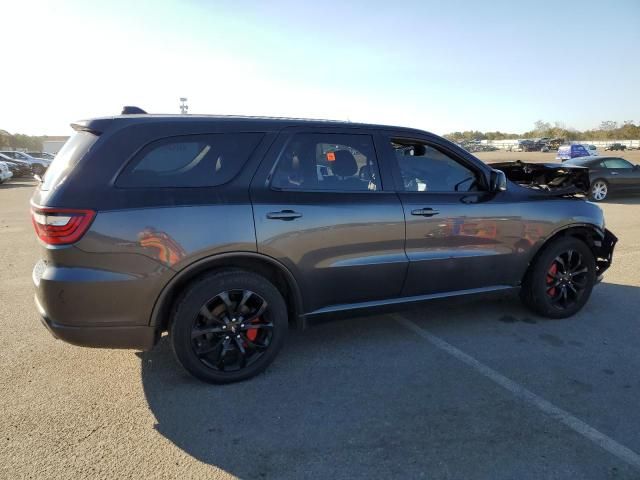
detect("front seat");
top-left (332, 150), bottom-right (364, 190)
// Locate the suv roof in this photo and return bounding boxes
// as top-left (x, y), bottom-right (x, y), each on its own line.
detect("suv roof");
top-left (74, 113), bottom-right (428, 136)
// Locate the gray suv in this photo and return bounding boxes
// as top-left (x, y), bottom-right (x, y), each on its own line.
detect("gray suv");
top-left (32, 110), bottom-right (616, 383)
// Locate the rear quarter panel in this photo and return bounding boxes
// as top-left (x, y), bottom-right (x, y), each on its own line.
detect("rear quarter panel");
top-left (78, 204), bottom-right (257, 272)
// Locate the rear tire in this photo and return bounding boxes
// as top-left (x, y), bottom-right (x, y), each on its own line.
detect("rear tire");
top-left (170, 270), bottom-right (288, 384)
top-left (520, 237), bottom-right (596, 319)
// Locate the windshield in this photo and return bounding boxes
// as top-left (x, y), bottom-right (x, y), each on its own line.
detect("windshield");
top-left (40, 131), bottom-right (98, 191)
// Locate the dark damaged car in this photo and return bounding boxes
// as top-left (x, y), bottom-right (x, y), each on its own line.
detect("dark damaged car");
top-left (31, 111), bottom-right (617, 383)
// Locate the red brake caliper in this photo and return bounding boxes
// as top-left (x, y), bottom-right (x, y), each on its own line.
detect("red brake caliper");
top-left (546, 262), bottom-right (558, 297)
top-left (246, 318), bottom-right (260, 341)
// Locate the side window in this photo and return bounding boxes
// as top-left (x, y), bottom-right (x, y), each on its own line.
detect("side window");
top-left (271, 133), bottom-right (380, 191)
top-left (390, 140), bottom-right (479, 192)
top-left (117, 133), bottom-right (263, 187)
top-left (603, 158), bottom-right (633, 169)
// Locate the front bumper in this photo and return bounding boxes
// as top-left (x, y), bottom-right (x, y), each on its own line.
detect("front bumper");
top-left (594, 228), bottom-right (617, 278)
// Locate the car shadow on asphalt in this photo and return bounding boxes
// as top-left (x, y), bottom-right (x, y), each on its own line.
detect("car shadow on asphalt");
top-left (139, 282), bottom-right (640, 479)
top-left (601, 194), bottom-right (640, 205)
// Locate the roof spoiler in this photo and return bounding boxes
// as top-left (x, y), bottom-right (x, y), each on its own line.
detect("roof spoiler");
top-left (121, 106), bottom-right (147, 114)
top-left (70, 118), bottom-right (115, 135)
top-left (70, 121), bottom-right (102, 135)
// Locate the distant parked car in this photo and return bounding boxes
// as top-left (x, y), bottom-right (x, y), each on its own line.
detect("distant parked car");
top-left (0, 161), bottom-right (13, 184)
top-left (509, 140), bottom-right (538, 152)
top-left (564, 156), bottom-right (640, 201)
top-left (556, 144), bottom-right (590, 161)
top-left (27, 151), bottom-right (56, 161)
top-left (584, 144), bottom-right (599, 156)
top-left (0, 150), bottom-right (51, 176)
top-left (604, 143), bottom-right (626, 151)
top-left (0, 153), bottom-right (32, 177)
top-left (508, 143), bottom-right (523, 152)
top-left (548, 138), bottom-right (565, 151)
top-left (538, 142), bottom-right (550, 152)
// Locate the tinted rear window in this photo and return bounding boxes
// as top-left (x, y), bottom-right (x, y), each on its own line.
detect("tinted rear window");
top-left (40, 131), bottom-right (98, 191)
top-left (116, 133), bottom-right (263, 188)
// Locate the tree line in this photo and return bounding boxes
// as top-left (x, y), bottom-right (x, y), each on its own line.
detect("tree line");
top-left (0, 130), bottom-right (46, 151)
top-left (444, 120), bottom-right (640, 143)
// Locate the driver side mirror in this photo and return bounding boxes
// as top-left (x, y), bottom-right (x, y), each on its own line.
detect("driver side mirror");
top-left (490, 169), bottom-right (507, 192)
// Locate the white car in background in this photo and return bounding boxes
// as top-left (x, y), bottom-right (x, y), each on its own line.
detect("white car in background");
top-left (0, 161), bottom-right (13, 184)
top-left (583, 144), bottom-right (599, 156)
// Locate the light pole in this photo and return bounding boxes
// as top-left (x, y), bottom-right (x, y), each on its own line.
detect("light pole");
top-left (179, 97), bottom-right (189, 114)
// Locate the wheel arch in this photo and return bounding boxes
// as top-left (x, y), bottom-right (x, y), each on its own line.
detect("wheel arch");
top-left (522, 224), bottom-right (605, 284)
top-left (591, 177), bottom-right (609, 187)
top-left (150, 252), bottom-right (305, 332)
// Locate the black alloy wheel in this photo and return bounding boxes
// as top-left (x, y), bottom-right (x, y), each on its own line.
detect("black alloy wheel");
top-left (170, 270), bottom-right (287, 384)
top-left (191, 289), bottom-right (273, 372)
top-left (520, 236), bottom-right (596, 318)
top-left (544, 250), bottom-right (589, 309)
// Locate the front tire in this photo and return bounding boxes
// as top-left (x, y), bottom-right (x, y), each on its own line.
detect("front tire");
top-left (589, 179), bottom-right (608, 202)
top-left (520, 237), bottom-right (596, 319)
top-left (170, 270), bottom-right (288, 384)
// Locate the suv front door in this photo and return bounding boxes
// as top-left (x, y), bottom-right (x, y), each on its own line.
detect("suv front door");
top-left (250, 128), bottom-right (408, 314)
top-left (378, 133), bottom-right (524, 297)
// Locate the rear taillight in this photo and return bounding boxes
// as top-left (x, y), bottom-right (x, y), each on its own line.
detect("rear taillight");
top-left (31, 205), bottom-right (95, 245)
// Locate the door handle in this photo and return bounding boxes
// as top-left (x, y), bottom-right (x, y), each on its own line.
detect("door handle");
top-left (411, 208), bottom-right (440, 217)
top-left (266, 210), bottom-right (302, 221)
top-left (610, 171), bottom-right (619, 175)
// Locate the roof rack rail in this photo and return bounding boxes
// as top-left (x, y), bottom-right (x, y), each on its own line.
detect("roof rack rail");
top-left (121, 106), bottom-right (147, 114)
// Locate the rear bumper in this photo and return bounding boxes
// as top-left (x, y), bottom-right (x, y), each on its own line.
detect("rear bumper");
top-left (32, 256), bottom-right (167, 351)
top-left (35, 294), bottom-right (158, 350)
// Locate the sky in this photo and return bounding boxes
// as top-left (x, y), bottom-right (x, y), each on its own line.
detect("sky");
top-left (2, 0), bottom-right (639, 136)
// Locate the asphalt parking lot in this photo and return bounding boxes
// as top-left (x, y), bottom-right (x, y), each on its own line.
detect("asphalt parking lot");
top-left (1, 178), bottom-right (640, 479)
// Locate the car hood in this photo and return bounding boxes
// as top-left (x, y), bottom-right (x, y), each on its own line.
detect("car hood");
top-left (491, 161), bottom-right (590, 196)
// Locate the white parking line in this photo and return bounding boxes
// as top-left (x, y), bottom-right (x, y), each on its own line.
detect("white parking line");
top-left (392, 313), bottom-right (640, 471)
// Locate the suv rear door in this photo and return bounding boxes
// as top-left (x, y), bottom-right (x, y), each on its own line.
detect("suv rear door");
top-left (377, 131), bottom-right (525, 297)
top-left (250, 127), bottom-right (407, 314)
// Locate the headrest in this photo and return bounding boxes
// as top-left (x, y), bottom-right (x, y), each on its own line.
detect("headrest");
top-left (332, 150), bottom-right (358, 177)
